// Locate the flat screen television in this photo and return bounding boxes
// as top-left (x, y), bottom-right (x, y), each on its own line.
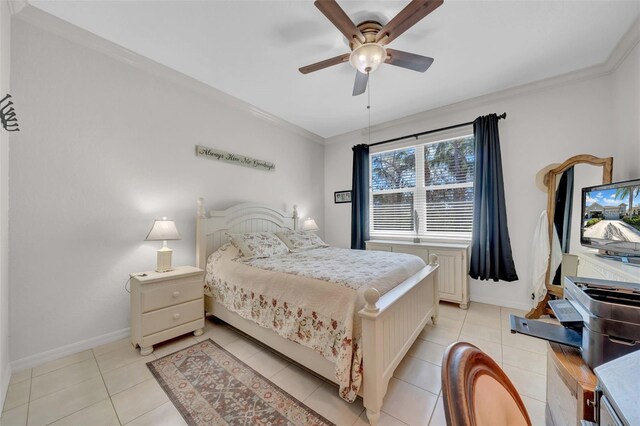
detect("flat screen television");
top-left (581, 179), bottom-right (640, 257)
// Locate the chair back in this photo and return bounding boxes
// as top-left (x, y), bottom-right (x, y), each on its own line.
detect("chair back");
top-left (441, 342), bottom-right (531, 426)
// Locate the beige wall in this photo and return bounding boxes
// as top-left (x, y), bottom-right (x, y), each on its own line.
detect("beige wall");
top-left (9, 18), bottom-right (324, 363)
top-left (0, 0), bottom-right (11, 402)
top-left (324, 24), bottom-right (640, 310)
top-left (612, 34), bottom-right (640, 180)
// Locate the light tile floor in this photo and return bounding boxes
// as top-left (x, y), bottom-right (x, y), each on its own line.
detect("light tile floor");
top-left (1, 302), bottom-right (550, 426)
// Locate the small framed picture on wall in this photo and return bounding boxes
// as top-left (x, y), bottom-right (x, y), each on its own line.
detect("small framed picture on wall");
top-left (334, 190), bottom-right (352, 204)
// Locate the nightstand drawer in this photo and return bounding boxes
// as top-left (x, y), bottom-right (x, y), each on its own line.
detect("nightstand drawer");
top-left (139, 319), bottom-right (204, 349)
top-left (141, 299), bottom-right (203, 336)
top-left (141, 278), bottom-right (202, 313)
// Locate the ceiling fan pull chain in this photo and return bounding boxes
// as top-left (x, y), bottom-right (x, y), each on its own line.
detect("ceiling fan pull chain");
top-left (367, 71), bottom-right (371, 144)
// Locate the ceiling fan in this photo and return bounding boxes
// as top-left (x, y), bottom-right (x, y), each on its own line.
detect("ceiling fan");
top-left (299, 0), bottom-right (443, 96)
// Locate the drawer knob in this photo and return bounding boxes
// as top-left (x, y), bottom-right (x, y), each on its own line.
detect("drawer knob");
top-left (172, 291), bottom-right (180, 298)
top-left (173, 313), bottom-right (180, 320)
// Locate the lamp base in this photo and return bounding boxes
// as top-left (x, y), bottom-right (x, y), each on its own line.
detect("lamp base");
top-left (156, 246), bottom-right (173, 273)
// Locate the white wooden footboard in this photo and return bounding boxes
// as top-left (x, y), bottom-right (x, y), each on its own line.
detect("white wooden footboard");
top-left (359, 254), bottom-right (439, 425)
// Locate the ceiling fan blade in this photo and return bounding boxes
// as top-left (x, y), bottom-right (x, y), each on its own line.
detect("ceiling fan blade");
top-left (385, 49), bottom-right (434, 72)
top-left (375, 0), bottom-right (443, 45)
top-left (314, 0), bottom-right (365, 44)
top-left (299, 53), bottom-right (351, 74)
top-left (353, 71), bottom-right (368, 96)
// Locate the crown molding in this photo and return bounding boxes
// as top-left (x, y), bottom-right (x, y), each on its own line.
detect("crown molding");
top-left (13, 4), bottom-right (326, 146)
top-left (326, 61), bottom-right (613, 146)
top-left (12, 3), bottom-right (640, 148)
top-left (605, 15), bottom-right (640, 73)
top-left (326, 17), bottom-right (640, 146)
top-left (7, 0), bottom-right (27, 16)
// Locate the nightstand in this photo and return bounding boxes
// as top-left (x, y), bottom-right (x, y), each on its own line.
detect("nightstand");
top-left (130, 266), bottom-right (205, 356)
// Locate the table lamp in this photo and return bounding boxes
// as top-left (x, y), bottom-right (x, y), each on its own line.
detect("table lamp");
top-left (145, 217), bottom-right (181, 272)
top-left (302, 218), bottom-right (319, 232)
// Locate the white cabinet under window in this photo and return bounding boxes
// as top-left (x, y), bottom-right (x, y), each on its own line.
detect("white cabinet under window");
top-left (573, 251), bottom-right (640, 283)
top-left (366, 240), bottom-right (470, 309)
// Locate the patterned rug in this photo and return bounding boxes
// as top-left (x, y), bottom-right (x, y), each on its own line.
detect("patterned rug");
top-left (147, 339), bottom-right (334, 426)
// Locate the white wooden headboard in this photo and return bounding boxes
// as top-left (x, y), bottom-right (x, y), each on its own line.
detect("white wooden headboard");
top-left (196, 198), bottom-right (299, 269)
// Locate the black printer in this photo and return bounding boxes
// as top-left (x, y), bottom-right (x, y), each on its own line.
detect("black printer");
top-left (510, 276), bottom-right (640, 369)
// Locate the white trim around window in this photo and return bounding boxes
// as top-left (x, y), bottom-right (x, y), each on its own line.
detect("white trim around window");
top-left (369, 128), bottom-right (475, 240)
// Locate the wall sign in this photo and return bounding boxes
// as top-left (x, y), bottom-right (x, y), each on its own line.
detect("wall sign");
top-left (196, 145), bottom-right (275, 172)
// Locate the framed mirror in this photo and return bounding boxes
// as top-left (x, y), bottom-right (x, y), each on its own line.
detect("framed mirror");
top-left (527, 154), bottom-right (613, 319)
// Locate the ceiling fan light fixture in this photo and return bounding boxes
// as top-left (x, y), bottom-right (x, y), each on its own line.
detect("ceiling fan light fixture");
top-left (349, 43), bottom-right (386, 74)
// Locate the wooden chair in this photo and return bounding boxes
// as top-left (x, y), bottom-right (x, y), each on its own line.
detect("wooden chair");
top-left (441, 342), bottom-right (531, 426)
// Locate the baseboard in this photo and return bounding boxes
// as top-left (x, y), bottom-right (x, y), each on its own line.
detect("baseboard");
top-left (469, 295), bottom-right (532, 312)
top-left (0, 361), bottom-right (10, 408)
top-left (10, 328), bottom-right (131, 372)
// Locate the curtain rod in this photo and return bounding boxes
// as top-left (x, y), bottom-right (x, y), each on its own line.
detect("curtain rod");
top-left (366, 112), bottom-right (507, 148)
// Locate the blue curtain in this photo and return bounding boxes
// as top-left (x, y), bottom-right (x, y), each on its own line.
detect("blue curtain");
top-left (351, 144), bottom-right (370, 250)
top-left (469, 114), bottom-right (519, 282)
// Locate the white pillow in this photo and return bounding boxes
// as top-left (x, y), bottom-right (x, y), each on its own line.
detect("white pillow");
top-left (275, 229), bottom-right (329, 252)
top-left (227, 232), bottom-right (290, 259)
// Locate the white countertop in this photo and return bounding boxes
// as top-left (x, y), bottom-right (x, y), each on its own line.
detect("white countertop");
top-left (594, 350), bottom-right (640, 426)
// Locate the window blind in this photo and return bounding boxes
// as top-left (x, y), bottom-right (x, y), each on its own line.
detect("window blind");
top-left (370, 135), bottom-right (475, 238)
top-left (370, 147), bottom-right (416, 235)
top-left (372, 192), bottom-right (415, 232)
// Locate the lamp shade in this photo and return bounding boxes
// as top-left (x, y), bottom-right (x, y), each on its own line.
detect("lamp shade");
top-left (145, 219), bottom-right (181, 241)
top-left (302, 218), bottom-right (319, 232)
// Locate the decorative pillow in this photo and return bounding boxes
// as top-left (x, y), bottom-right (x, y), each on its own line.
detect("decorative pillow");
top-left (227, 232), bottom-right (290, 259)
top-left (207, 242), bottom-right (242, 265)
top-left (275, 229), bottom-right (329, 252)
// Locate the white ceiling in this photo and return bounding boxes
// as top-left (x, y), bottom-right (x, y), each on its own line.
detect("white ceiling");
top-left (30, 0), bottom-right (640, 138)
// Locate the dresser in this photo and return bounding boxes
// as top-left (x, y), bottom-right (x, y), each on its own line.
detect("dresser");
top-left (130, 266), bottom-right (205, 355)
top-left (366, 240), bottom-right (470, 309)
top-left (575, 250), bottom-right (640, 284)
top-left (547, 342), bottom-right (597, 425)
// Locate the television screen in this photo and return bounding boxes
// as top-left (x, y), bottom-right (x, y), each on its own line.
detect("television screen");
top-left (581, 179), bottom-right (640, 255)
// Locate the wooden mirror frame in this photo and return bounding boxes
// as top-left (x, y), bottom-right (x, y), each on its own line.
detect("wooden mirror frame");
top-left (527, 154), bottom-right (613, 319)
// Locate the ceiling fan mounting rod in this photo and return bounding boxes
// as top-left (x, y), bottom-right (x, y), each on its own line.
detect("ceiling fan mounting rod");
top-left (357, 20), bottom-right (382, 33)
top-left (350, 21), bottom-right (383, 49)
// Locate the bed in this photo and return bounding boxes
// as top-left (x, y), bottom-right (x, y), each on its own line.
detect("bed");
top-left (196, 199), bottom-right (439, 425)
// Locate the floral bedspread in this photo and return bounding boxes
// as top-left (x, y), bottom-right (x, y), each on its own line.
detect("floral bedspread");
top-left (205, 244), bottom-right (425, 402)
top-left (243, 246), bottom-right (425, 293)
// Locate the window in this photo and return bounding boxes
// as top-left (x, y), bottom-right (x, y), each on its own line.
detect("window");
top-left (370, 133), bottom-right (475, 238)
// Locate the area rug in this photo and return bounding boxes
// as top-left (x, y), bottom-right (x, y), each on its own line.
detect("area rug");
top-left (147, 339), bottom-right (335, 426)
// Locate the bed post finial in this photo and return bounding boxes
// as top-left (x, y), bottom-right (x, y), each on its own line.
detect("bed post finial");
top-left (292, 204), bottom-right (299, 230)
top-left (429, 253), bottom-right (438, 266)
top-left (364, 287), bottom-right (380, 313)
top-left (197, 198), bottom-right (205, 219)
